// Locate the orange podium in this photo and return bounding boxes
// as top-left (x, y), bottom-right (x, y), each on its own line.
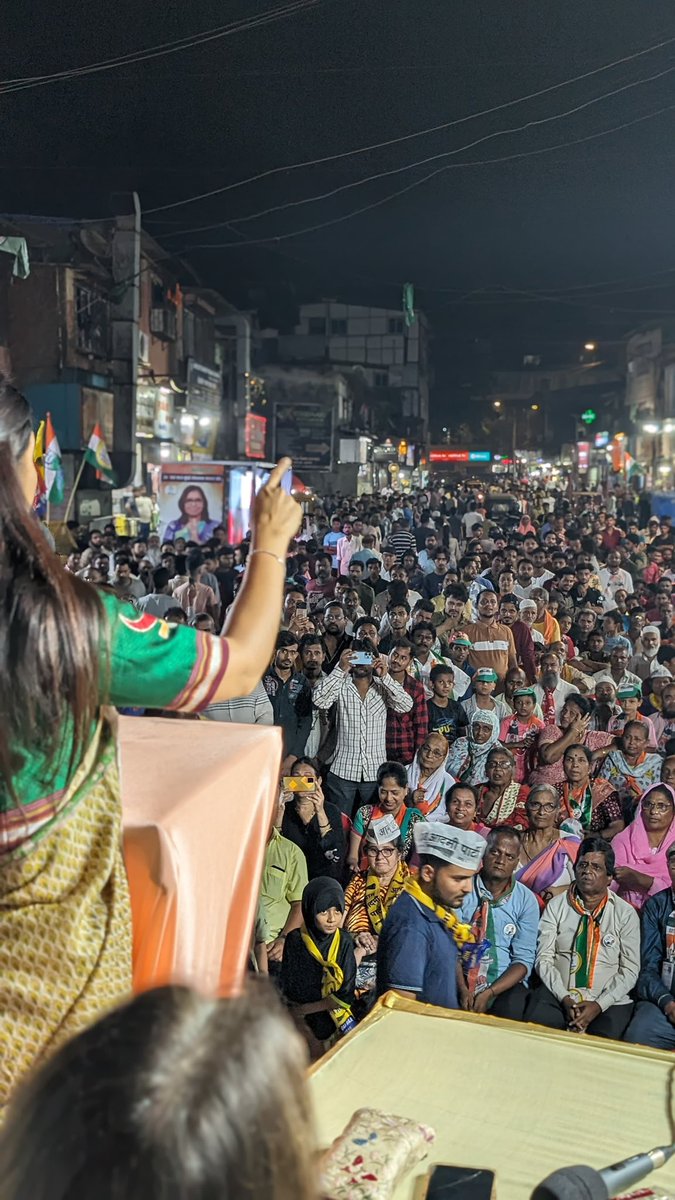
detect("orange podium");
top-left (119, 716), bottom-right (282, 998)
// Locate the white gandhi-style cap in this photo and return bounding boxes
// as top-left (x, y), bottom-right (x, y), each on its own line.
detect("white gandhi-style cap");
top-left (413, 822), bottom-right (486, 870)
top-left (367, 815), bottom-right (401, 845)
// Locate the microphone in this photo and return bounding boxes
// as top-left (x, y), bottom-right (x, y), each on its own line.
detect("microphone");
top-left (531, 1144), bottom-right (675, 1200)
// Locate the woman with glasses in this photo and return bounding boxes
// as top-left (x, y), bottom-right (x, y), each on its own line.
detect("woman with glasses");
top-left (517, 784), bottom-right (580, 909)
top-left (406, 731), bottom-right (456, 821)
top-left (559, 743), bottom-right (624, 840)
top-left (347, 761), bottom-right (425, 872)
top-left (611, 784), bottom-right (675, 910)
top-left (343, 815), bottom-right (409, 1002)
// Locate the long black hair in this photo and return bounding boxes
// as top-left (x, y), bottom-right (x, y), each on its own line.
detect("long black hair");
top-left (0, 377), bottom-right (105, 799)
top-left (177, 484), bottom-right (210, 521)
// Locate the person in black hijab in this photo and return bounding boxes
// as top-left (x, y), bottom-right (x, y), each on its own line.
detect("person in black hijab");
top-left (280, 877), bottom-right (356, 1056)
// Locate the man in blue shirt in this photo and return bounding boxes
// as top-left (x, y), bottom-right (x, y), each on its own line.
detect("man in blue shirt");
top-left (459, 826), bottom-right (540, 1021)
top-left (377, 824), bottom-right (486, 1009)
top-left (624, 846), bottom-right (675, 1049)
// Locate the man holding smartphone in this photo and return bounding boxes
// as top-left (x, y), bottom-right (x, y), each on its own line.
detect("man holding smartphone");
top-left (312, 638), bottom-right (413, 816)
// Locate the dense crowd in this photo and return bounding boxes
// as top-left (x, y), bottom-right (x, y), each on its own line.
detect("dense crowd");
top-left (61, 479), bottom-right (675, 1058)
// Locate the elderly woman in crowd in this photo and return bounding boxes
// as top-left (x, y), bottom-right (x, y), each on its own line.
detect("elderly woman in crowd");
top-left (447, 709), bottom-right (501, 787)
top-left (599, 720), bottom-right (663, 818)
top-left (531, 694), bottom-right (614, 787)
top-left (475, 745), bottom-right (530, 830)
top-left (343, 814), bottom-right (409, 1002)
top-left (347, 761), bottom-right (425, 872)
top-left (611, 784), bottom-right (675, 910)
top-left (407, 730), bottom-right (456, 821)
top-left (444, 782), bottom-right (481, 831)
top-left (517, 783), bottom-right (581, 908)
top-left (558, 743), bottom-right (624, 839)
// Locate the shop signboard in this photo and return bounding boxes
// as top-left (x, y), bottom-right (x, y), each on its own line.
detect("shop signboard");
top-left (245, 413), bottom-right (267, 459)
top-left (187, 360), bottom-right (222, 411)
top-left (273, 403), bottom-right (333, 470)
top-left (82, 387), bottom-right (114, 446)
top-left (577, 441), bottom-right (590, 471)
top-left (429, 448), bottom-right (492, 463)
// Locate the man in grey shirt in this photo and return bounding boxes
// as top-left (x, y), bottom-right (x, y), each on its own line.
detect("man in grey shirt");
top-left (136, 567), bottom-right (176, 618)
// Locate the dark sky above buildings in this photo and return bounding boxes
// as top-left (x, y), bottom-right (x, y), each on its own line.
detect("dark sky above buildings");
top-left (4, 0), bottom-right (675, 417)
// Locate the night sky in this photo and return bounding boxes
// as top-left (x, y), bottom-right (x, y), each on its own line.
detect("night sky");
top-left (4, 0), bottom-right (675, 428)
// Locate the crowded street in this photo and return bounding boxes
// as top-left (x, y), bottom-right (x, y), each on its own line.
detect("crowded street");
top-left (6, 2), bottom-right (675, 1197)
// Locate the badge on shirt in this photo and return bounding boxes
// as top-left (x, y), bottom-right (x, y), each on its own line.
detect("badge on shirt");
top-left (602, 934), bottom-right (615, 948)
top-left (503, 923), bottom-right (517, 938)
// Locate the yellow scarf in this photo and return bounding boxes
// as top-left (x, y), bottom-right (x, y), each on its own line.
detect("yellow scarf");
top-left (403, 876), bottom-right (473, 948)
top-left (301, 926), bottom-right (352, 1031)
top-left (365, 863), bottom-right (408, 934)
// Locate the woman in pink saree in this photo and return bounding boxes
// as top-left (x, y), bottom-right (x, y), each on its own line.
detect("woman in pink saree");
top-left (611, 783), bottom-right (675, 910)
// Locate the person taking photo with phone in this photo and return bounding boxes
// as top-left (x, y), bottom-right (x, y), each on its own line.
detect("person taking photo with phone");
top-left (312, 639), bottom-right (413, 817)
top-left (281, 758), bottom-right (346, 881)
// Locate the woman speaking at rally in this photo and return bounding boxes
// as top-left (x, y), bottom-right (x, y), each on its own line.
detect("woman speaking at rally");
top-left (0, 377), bottom-right (301, 1112)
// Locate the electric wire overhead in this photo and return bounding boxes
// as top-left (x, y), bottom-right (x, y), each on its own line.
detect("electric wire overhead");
top-left (144, 30), bottom-right (675, 216)
top-left (164, 56), bottom-right (675, 237)
top-left (0, 1), bottom-right (323, 96)
top-left (176, 98), bottom-right (675, 250)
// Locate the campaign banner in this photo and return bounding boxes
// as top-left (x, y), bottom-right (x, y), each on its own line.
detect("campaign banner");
top-left (158, 463), bottom-right (225, 544)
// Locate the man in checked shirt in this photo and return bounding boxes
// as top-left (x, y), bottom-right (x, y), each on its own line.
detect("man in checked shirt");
top-left (312, 638), bottom-right (413, 817)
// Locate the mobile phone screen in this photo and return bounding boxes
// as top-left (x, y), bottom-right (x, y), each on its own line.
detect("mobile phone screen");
top-left (258, 468), bottom-right (293, 495)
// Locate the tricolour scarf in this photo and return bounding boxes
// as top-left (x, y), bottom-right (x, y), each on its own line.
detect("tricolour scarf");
top-left (561, 783), bottom-right (594, 830)
top-left (567, 886), bottom-right (608, 994)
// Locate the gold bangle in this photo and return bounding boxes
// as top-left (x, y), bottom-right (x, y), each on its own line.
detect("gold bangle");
top-left (250, 549), bottom-right (286, 568)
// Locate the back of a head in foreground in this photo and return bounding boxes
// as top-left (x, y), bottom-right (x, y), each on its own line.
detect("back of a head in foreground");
top-left (0, 983), bottom-right (316, 1200)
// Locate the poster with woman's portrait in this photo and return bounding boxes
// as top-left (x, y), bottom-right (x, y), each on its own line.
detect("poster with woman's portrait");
top-left (158, 463), bottom-right (225, 545)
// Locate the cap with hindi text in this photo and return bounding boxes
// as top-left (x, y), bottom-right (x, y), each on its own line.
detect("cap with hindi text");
top-left (367, 815), bottom-right (401, 846)
top-left (413, 822), bottom-right (486, 870)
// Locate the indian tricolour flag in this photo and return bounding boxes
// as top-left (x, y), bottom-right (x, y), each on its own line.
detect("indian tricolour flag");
top-left (44, 412), bottom-right (65, 505)
top-left (84, 422), bottom-right (116, 485)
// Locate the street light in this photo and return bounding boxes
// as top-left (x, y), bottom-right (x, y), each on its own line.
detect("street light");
top-left (584, 342), bottom-right (597, 352)
top-left (493, 400), bottom-right (502, 409)
top-left (643, 422), bottom-right (660, 435)
top-left (531, 404), bottom-right (540, 411)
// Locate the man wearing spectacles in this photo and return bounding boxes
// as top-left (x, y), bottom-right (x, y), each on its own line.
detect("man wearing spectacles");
top-left (527, 836), bottom-right (639, 1038)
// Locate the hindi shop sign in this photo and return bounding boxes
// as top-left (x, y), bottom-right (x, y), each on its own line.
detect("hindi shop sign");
top-left (274, 403), bottom-right (334, 470)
